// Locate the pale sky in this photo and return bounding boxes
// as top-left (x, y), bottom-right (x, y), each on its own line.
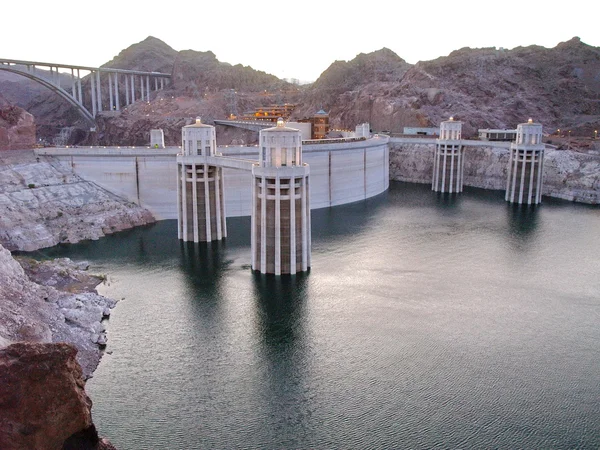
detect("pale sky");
top-left (4, 0), bottom-right (599, 83)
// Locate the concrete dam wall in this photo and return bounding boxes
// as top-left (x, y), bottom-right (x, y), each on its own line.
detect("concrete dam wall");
top-left (37, 136), bottom-right (390, 219)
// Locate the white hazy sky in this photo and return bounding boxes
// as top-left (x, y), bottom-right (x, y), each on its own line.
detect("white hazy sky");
top-left (3, 0), bottom-right (599, 82)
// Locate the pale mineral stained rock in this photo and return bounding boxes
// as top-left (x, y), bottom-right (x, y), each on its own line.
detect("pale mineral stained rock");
top-left (0, 151), bottom-right (155, 252)
top-left (0, 244), bottom-right (116, 378)
top-left (389, 143), bottom-right (600, 204)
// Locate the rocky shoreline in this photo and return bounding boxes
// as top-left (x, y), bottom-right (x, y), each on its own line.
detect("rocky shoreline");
top-left (0, 150), bottom-right (155, 252)
top-left (0, 149), bottom-right (155, 373)
top-left (0, 149), bottom-right (156, 448)
top-left (389, 143), bottom-right (600, 204)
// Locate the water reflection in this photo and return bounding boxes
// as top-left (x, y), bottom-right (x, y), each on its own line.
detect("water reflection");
top-left (311, 192), bottom-right (388, 242)
top-left (179, 240), bottom-right (230, 290)
top-left (506, 203), bottom-right (540, 245)
top-left (433, 191), bottom-right (462, 216)
top-left (434, 191), bottom-right (461, 207)
top-left (251, 273), bottom-right (310, 347)
top-left (177, 240), bottom-right (232, 331)
top-left (251, 273), bottom-right (315, 446)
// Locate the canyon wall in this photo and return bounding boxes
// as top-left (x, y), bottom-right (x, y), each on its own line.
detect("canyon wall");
top-left (0, 104), bottom-right (36, 151)
top-left (389, 141), bottom-right (600, 204)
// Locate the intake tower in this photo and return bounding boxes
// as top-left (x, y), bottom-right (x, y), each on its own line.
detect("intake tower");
top-left (177, 119), bottom-right (227, 242)
top-left (252, 118), bottom-right (311, 275)
top-left (505, 119), bottom-right (545, 204)
top-left (432, 117), bottom-right (464, 193)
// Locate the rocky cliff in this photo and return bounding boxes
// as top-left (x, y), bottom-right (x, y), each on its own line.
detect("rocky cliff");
top-left (0, 150), bottom-right (155, 251)
top-left (0, 342), bottom-right (116, 450)
top-left (293, 48), bottom-right (415, 128)
top-left (0, 149), bottom-right (155, 372)
top-left (5, 36), bottom-right (600, 146)
top-left (389, 141), bottom-right (600, 204)
top-left (101, 36), bottom-right (178, 74)
top-left (0, 97), bottom-right (36, 150)
top-left (90, 38), bottom-right (297, 146)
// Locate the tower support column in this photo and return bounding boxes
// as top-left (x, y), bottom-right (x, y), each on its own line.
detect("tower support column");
top-left (505, 119), bottom-right (545, 205)
top-left (432, 118), bottom-right (464, 193)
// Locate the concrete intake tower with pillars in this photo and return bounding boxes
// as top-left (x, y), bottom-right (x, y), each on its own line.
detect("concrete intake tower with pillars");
top-left (176, 118), bottom-right (311, 275)
top-left (505, 119), bottom-right (545, 205)
top-left (177, 120), bottom-right (227, 242)
top-left (251, 119), bottom-right (311, 275)
top-left (432, 117), bottom-right (465, 194)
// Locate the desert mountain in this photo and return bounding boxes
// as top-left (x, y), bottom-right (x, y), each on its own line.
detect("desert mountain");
top-left (299, 37), bottom-right (600, 136)
top-left (1, 36), bottom-right (600, 145)
top-left (101, 36), bottom-right (178, 73)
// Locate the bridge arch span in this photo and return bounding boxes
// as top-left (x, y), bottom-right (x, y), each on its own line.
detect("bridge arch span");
top-left (0, 66), bottom-right (95, 126)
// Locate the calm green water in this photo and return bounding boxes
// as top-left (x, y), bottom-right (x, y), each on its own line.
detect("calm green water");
top-left (34, 182), bottom-right (600, 449)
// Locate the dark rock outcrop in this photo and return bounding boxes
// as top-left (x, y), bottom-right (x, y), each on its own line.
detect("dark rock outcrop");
top-left (294, 47), bottom-right (412, 128)
top-left (101, 36), bottom-right (178, 74)
top-left (0, 97), bottom-right (36, 151)
top-left (302, 38), bottom-right (600, 136)
top-left (171, 49), bottom-right (289, 94)
top-left (0, 342), bottom-right (115, 450)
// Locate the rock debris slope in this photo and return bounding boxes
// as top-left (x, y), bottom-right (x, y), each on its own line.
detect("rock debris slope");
top-left (0, 244), bottom-right (116, 378)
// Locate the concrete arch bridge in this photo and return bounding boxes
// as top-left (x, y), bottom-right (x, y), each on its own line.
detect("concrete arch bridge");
top-left (0, 58), bottom-right (171, 126)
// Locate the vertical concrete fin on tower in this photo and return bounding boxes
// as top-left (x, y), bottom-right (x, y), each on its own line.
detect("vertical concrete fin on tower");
top-left (505, 119), bottom-right (545, 205)
top-left (176, 118), bottom-right (227, 242)
top-left (432, 117), bottom-right (464, 194)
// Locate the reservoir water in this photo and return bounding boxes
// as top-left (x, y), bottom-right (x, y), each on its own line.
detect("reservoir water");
top-left (35, 182), bottom-right (600, 449)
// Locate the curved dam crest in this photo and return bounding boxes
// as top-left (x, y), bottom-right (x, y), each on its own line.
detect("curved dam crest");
top-left (37, 136), bottom-right (390, 220)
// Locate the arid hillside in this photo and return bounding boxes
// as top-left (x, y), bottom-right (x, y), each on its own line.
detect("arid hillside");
top-left (1, 36), bottom-right (599, 145)
top-left (298, 37), bottom-right (600, 137)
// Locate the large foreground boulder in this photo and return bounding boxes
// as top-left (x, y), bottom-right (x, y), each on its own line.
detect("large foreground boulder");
top-left (0, 342), bottom-right (116, 450)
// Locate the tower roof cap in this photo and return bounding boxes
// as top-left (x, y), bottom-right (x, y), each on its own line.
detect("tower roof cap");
top-left (184, 117), bottom-right (213, 128)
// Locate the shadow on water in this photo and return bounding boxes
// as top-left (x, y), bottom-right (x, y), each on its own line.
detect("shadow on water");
top-left (19, 221), bottom-right (180, 265)
top-left (506, 203), bottom-right (540, 243)
top-left (251, 272), bottom-right (314, 444)
top-left (311, 190), bottom-right (389, 242)
top-left (251, 272), bottom-right (310, 348)
top-left (179, 240), bottom-right (231, 292)
top-left (433, 191), bottom-right (463, 217)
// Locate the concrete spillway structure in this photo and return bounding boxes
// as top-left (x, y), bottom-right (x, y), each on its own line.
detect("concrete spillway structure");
top-left (432, 117), bottom-right (464, 193)
top-left (177, 119), bottom-right (227, 242)
top-left (252, 119), bottom-right (311, 275)
top-left (505, 119), bottom-right (545, 204)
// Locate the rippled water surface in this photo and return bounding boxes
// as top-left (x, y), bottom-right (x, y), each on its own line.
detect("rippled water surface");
top-left (37, 183), bottom-right (600, 449)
